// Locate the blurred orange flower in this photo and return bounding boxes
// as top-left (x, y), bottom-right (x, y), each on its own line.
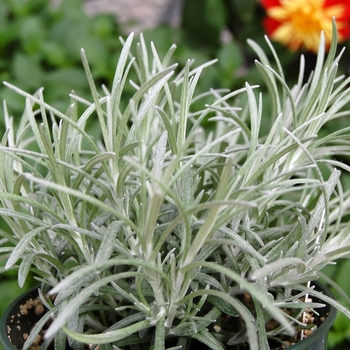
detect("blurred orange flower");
top-left (261, 0), bottom-right (350, 52)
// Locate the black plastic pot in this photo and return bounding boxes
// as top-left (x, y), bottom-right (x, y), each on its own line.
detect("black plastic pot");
top-left (0, 282), bottom-right (337, 350)
top-left (0, 285), bottom-right (39, 349)
top-left (0, 285), bottom-right (49, 350)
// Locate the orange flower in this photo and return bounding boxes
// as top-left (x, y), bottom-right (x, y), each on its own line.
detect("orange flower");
top-left (261, 0), bottom-right (350, 52)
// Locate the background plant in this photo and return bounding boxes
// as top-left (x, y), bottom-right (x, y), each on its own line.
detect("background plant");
top-left (0, 0), bottom-right (124, 119)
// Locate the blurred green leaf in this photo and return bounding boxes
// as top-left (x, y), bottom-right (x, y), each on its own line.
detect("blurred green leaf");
top-left (181, 0), bottom-right (226, 51)
top-left (218, 42), bottom-right (243, 72)
top-left (12, 53), bottom-right (43, 89)
top-left (42, 41), bottom-right (69, 67)
top-left (20, 16), bottom-right (46, 54)
top-left (92, 15), bottom-right (117, 38)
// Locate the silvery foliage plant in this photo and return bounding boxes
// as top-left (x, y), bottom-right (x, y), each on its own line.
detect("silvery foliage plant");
top-left (1, 23), bottom-right (350, 350)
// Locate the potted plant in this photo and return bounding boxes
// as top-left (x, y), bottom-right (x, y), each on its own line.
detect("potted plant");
top-left (1, 23), bottom-right (350, 349)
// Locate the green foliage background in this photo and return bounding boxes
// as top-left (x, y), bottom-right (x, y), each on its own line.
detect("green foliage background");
top-left (0, 0), bottom-right (349, 348)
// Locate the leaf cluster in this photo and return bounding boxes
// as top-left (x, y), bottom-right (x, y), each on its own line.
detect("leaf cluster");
top-left (1, 24), bottom-right (350, 349)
